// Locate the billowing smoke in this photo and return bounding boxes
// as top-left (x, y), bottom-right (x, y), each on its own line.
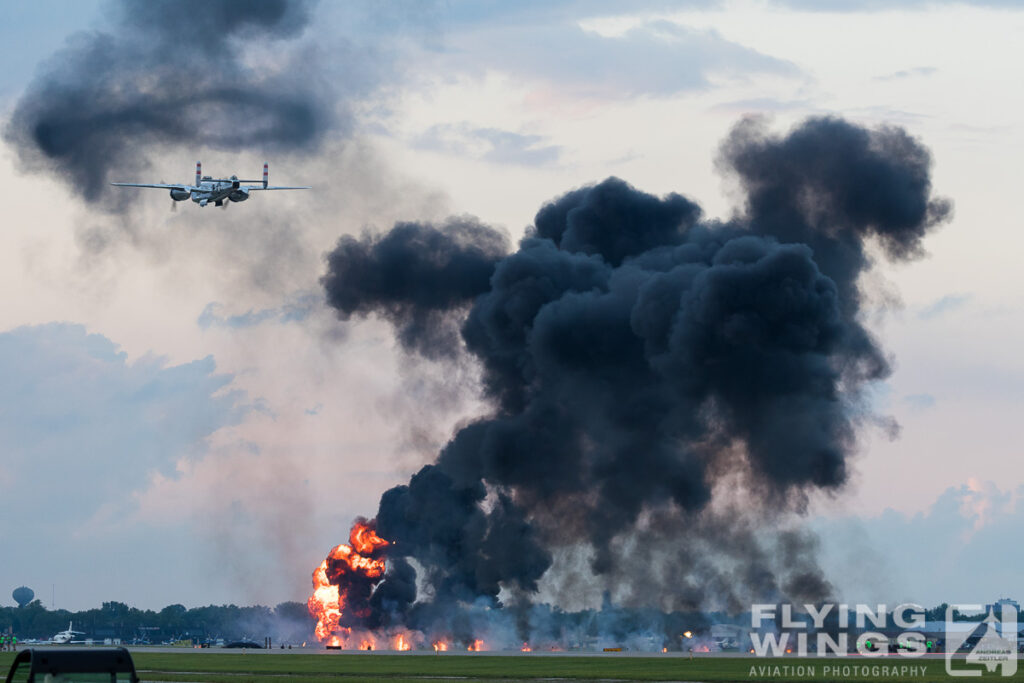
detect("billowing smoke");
top-left (318, 115), bottom-right (950, 640)
top-left (323, 219), bottom-right (509, 359)
top-left (3, 0), bottom-right (332, 205)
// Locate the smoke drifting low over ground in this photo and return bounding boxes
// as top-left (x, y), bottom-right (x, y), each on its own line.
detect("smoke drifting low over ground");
top-left (319, 116), bottom-right (951, 640)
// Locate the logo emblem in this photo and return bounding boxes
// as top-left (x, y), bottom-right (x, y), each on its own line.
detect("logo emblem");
top-left (946, 603), bottom-right (1017, 677)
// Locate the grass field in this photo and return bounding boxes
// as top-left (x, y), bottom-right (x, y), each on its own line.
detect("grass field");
top-left (3, 651), bottom-right (1024, 682)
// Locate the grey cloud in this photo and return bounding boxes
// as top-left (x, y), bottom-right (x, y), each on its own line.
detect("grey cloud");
top-left (712, 97), bottom-right (817, 113)
top-left (440, 20), bottom-right (799, 99)
top-left (903, 393), bottom-right (937, 410)
top-left (772, 0), bottom-right (1022, 10)
top-left (412, 123), bottom-right (561, 166)
top-left (0, 323), bottom-right (248, 525)
top-left (332, 1), bottom-right (722, 35)
top-left (814, 482), bottom-right (1023, 605)
top-left (438, 0), bottom-right (721, 26)
top-left (874, 67), bottom-right (938, 82)
top-left (198, 293), bottom-right (319, 330)
top-left (917, 293), bottom-right (971, 320)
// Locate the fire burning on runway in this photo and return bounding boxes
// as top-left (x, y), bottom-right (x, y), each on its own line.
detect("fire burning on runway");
top-left (307, 519), bottom-right (389, 644)
top-left (308, 524), bottom-right (504, 650)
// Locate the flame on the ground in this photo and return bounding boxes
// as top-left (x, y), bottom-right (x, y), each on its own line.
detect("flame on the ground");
top-left (520, 642), bottom-right (531, 652)
top-left (307, 520), bottom-right (390, 643)
top-left (467, 639), bottom-right (484, 651)
top-left (360, 638), bottom-right (375, 651)
top-left (395, 634), bottom-right (411, 651)
top-left (433, 640), bottom-right (448, 652)
top-left (308, 573), bottom-right (342, 642)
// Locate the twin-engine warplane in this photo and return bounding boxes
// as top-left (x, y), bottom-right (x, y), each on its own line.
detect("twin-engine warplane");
top-left (112, 162), bottom-right (309, 208)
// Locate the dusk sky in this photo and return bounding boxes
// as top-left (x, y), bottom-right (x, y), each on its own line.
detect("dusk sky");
top-left (1, 0), bottom-right (1022, 613)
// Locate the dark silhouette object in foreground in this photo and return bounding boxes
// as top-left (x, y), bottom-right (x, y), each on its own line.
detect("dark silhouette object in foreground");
top-left (4, 647), bottom-right (138, 683)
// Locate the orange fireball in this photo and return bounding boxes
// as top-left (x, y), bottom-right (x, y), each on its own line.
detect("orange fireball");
top-left (308, 519), bottom-right (390, 643)
top-left (351, 523), bottom-right (390, 555)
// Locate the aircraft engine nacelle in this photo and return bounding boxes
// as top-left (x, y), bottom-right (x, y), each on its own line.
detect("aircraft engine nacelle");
top-left (169, 189), bottom-right (190, 201)
top-left (228, 188), bottom-right (250, 202)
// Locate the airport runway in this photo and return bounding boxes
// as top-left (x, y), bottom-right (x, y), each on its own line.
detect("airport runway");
top-left (17, 644), bottom-right (968, 659)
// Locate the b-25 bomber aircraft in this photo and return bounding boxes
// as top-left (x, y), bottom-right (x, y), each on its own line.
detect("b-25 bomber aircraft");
top-left (112, 162), bottom-right (310, 208)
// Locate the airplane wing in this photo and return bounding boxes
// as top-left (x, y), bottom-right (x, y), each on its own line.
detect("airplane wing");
top-left (244, 185), bottom-right (311, 191)
top-left (111, 183), bottom-right (193, 190)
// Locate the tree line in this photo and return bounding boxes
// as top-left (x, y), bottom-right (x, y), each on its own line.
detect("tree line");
top-left (0, 600), bottom-right (314, 644)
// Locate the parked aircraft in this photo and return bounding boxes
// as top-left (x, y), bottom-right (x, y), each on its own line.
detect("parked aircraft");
top-left (51, 622), bottom-right (86, 644)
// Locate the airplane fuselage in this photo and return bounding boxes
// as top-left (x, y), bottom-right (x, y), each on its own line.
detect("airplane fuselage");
top-left (183, 177), bottom-right (250, 207)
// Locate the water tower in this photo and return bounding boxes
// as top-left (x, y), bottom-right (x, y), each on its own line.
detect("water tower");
top-left (12, 586), bottom-right (34, 608)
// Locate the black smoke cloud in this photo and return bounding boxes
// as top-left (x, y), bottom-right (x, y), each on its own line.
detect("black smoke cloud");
top-left (4, 0), bottom-right (331, 204)
top-left (323, 219), bottom-right (509, 359)
top-left (322, 116), bottom-right (950, 627)
top-left (725, 116), bottom-right (952, 311)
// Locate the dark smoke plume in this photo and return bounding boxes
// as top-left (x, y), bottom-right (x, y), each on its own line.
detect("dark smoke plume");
top-left (323, 219), bottom-right (509, 359)
top-left (321, 116), bottom-right (950, 631)
top-left (4, 0), bottom-right (332, 205)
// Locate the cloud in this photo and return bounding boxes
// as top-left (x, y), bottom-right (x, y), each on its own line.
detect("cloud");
top-left (874, 66), bottom-right (937, 82)
top-left (437, 0), bottom-right (721, 26)
top-left (197, 293), bottom-right (319, 330)
top-left (771, 0), bottom-right (1024, 10)
top-left (336, 0), bottom-right (721, 36)
top-left (917, 293), bottom-right (971, 320)
top-left (903, 393), bottom-right (936, 410)
top-left (0, 323), bottom-right (247, 524)
top-left (411, 123), bottom-right (561, 166)
top-left (815, 481), bottom-right (1024, 605)
top-left (437, 19), bottom-right (798, 100)
top-left (712, 97), bottom-right (816, 114)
